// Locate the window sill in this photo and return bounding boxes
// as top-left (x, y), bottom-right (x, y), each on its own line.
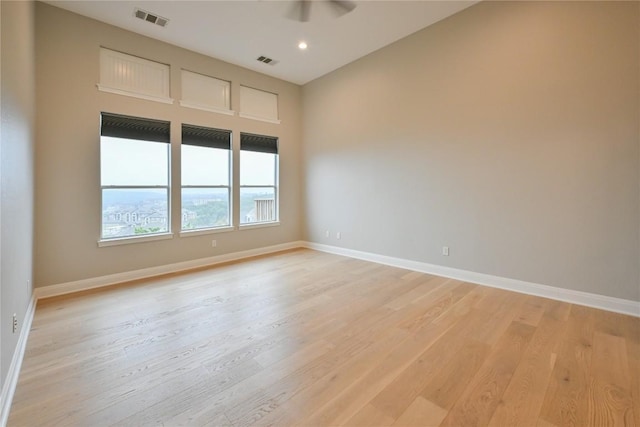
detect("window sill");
top-left (98, 232), bottom-right (174, 247)
top-left (179, 100), bottom-right (235, 116)
top-left (238, 221), bottom-right (280, 231)
top-left (180, 226), bottom-right (235, 238)
top-left (97, 84), bottom-right (174, 105)
top-left (238, 112), bottom-right (281, 125)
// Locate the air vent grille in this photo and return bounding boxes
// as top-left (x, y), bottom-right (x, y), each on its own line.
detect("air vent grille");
top-left (257, 56), bottom-right (278, 66)
top-left (134, 8), bottom-right (169, 27)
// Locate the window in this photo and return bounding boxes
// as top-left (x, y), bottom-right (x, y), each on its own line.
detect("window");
top-left (180, 70), bottom-right (232, 115)
top-left (98, 48), bottom-right (172, 104)
top-left (239, 86), bottom-right (280, 124)
top-left (240, 133), bottom-right (278, 224)
top-left (100, 113), bottom-right (170, 239)
top-left (181, 124), bottom-right (232, 231)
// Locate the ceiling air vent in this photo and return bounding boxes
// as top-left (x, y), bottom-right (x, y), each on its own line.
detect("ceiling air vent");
top-left (134, 8), bottom-right (169, 28)
top-left (257, 56), bottom-right (278, 66)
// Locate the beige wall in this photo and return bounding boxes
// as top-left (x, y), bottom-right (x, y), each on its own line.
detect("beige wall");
top-left (302, 1), bottom-right (640, 301)
top-left (1, 0), bottom-right (36, 385)
top-left (34, 3), bottom-right (303, 288)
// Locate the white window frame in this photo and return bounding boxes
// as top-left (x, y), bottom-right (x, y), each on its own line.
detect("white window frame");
top-left (239, 137), bottom-right (279, 227)
top-left (180, 128), bottom-right (233, 233)
top-left (99, 113), bottom-right (172, 245)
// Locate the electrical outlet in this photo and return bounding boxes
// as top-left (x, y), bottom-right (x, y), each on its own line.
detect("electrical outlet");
top-left (442, 246), bottom-right (449, 256)
top-left (12, 313), bottom-right (17, 334)
top-left (325, 230), bottom-right (330, 238)
top-left (336, 232), bottom-right (341, 240)
top-left (211, 240), bottom-right (217, 248)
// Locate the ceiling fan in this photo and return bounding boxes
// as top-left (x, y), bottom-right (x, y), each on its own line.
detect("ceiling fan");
top-left (291, 0), bottom-right (357, 22)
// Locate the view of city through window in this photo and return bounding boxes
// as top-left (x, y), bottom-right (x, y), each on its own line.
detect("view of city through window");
top-left (181, 188), bottom-right (229, 230)
top-left (103, 187), bottom-right (275, 236)
top-left (101, 130), bottom-right (278, 239)
top-left (240, 149), bottom-right (277, 224)
top-left (102, 188), bottom-right (169, 237)
top-left (101, 135), bottom-right (169, 238)
top-left (181, 139), bottom-right (230, 230)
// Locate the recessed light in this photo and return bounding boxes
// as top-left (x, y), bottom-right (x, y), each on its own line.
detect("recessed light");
top-left (298, 41), bottom-right (308, 50)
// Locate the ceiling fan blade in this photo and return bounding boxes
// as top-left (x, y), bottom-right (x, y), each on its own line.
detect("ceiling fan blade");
top-left (299, 0), bottom-right (311, 22)
top-left (330, 0), bottom-right (356, 14)
top-left (288, 0), bottom-right (355, 22)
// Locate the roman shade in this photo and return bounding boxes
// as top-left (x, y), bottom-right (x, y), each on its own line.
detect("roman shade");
top-left (240, 133), bottom-right (278, 154)
top-left (100, 113), bottom-right (170, 143)
top-left (182, 124), bottom-right (231, 150)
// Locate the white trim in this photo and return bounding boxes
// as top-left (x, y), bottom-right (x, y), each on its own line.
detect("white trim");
top-left (97, 84), bottom-right (174, 105)
top-left (302, 242), bottom-right (640, 318)
top-left (0, 295), bottom-right (36, 427)
top-left (238, 112), bottom-right (281, 125)
top-left (239, 221), bottom-right (280, 230)
top-left (98, 232), bottom-right (174, 247)
top-left (179, 100), bottom-right (235, 116)
top-left (36, 240), bottom-right (640, 314)
top-left (179, 226), bottom-right (235, 237)
top-left (35, 241), bottom-right (304, 300)
top-left (0, 3), bottom-right (3, 419)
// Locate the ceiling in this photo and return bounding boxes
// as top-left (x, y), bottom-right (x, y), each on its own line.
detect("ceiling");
top-left (45, 1), bottom-right (477, 85)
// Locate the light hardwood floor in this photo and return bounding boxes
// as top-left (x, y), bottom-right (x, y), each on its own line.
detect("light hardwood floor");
top-left (8, 249), bottom-right (640, 426)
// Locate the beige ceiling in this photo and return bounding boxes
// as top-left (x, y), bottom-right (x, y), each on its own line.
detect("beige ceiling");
top-left (45, 0), bottom-right (477, 85)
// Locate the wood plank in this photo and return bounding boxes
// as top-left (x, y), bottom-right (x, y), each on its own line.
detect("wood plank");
top-left (396, 281), bottom-right (475, 333)
top-left (420, 339), bottom-right (490, 410)
top-left (515, 295), bottom-right (548, 327)
top-left (393, 396), bottom-right (448, 427)
top-left (587, 331), bottom-right (635, 425)
top-left (346, 403), bottom-right (395, 427)
top-left (488, 307), bottom-right (566, 426)
top-left (539, 304), bottom-right (595, 427)
top-left (623, 314), bottom-right (640, 427)
top-left (226, 325), bottom-right (410, 426)
top-left (384, 276), bottom-right (450, 311)
top-left (369, 307), bottom-right (499, 420)
top-left (293, 287), bottom-right (474, 426)
top-left (118, 338), bottom-right (336, 426)
top-left (439, 321), bottom-right (536, 426)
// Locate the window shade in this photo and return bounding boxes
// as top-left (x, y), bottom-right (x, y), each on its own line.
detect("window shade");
top-left (101, 113), bottom-right (170, 143)
top-left (240, 133), bottom-right (278, 154)
top-left (182, 124), bottom-right (231, 150)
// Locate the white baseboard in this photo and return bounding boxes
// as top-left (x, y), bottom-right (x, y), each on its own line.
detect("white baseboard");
top-left (0, 295), bottom-right (36, 427)
top-left (2, 240), bottom-right (637, 427)
top-left (33, 239), bottom-right (640, 314)
top-left (303, 242), bottom-right (640, 318)
top-left (35, 241), bottom-right (304, 299)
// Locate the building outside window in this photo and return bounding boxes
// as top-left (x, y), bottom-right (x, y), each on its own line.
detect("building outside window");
top-left (100, 113), bottom-right (170, 239)
top-left (239, 133), bottom-right (278, 224)
top-left (181, 124), bottom-right (232, 230)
